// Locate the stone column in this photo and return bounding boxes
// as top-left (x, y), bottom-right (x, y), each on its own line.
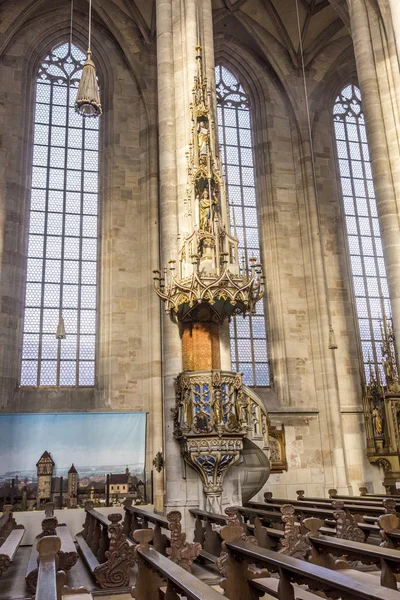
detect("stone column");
top-left (148, 103), bottom-right (165, 513)
top-left (156, 0), bottom-right (183, 510)
top-left (349, 0), bottom-right (400, 353)
top-left (201, 0), bottom-right (233, 371)
top-left (388, 0), bottom-right (400, 62)
top-left (298, 133), bottom-right (350, 493)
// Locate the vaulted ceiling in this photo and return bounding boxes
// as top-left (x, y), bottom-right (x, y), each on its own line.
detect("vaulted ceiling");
top-left (0, 0), bottom-right (351, 72)
top-left (124, 0), bottom-right (350, 68)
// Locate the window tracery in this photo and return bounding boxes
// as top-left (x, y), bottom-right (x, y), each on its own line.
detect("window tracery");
top-left (215, 65), bottom-right (269, 386)
top-left (333, 84), bottom-right (391, 382)
top-left (21, 42), bottom-right (99, 387)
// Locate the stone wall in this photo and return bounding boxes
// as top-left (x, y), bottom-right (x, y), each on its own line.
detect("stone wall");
top-left (0, 1), bottom-right (163, 503)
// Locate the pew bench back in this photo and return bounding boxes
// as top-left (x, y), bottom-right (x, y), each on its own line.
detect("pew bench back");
top-left (225, 539), bottom-right (400, 600)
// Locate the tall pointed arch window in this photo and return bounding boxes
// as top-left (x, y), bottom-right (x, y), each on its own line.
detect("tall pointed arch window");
top-left (333, 84), bottom-right (391, 382)
top-left (21, 42), bottom-right (99, 387)
top-left (215, 65), bottom-right (269, 386)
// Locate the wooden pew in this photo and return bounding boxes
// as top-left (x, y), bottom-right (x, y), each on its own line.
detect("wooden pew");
top-left (296, 489), bottom-right (399, 513)
top-left (123, 500), bottom-right (170, 555)
top-left (239, 502), bottom-right (381, 543)
top-left (0, 504), bottom-right (25, 576)
top-left (264, 490), bottom-right (398, 523)
top-left (379, 514), bottom-right (400, 550)
top-left (76, 502), bottom-right (135, 589)
top-left (360, 487), bottom-right (400, 499)
top-left (248, 496), bottom-right (385, 528)
top-left (304, 516), bottom-right (400, 590)
top-left (25, 502), bottom-right (78, 593)
top-left (190, 508), bottom-right (226, 557)
top-left (35, 536), bottom-right (93, 600)
top-left (220, 526), bottom-right (400, 600)
top-left (329, 488), bottom-right (400, 510)
top-left (124, 503), bottom-right (202, 573)
top-left (242, 504), bottom-right (400, 591)
top-left (131, 529), bottom-right (225, 600)
top-left (296, 491), bottom-right (392, 519)
top-left (264, 490), bottom-right (386, 510)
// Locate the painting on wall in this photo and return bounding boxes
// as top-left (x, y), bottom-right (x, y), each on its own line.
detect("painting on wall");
top-left (0, 412), bottom-right (147, 509)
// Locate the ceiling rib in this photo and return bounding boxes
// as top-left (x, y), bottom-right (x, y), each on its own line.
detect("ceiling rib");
top-left (260, 0), bottom-right (298, 66)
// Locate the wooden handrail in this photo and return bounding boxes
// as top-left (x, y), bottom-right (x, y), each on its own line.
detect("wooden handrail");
top-left (124, 504), bottom-right (169, 527)
top-left (189, 509), bottom-right (226, 525)
top-left (86, 507), bottom-right (110, 528)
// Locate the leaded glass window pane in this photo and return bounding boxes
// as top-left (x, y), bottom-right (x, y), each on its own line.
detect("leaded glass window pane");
top-left (21, 42), bottom-right (99, 387)
top-left (215, 65), bottom-right (269, 386)
top-left (333, 84), bottom-right (391, 383)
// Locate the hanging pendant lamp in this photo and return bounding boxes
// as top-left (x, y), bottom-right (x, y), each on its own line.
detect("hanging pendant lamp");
top-left (56, 311), bottom-right (66, 340)
top-left (329, 324), bottom-right (338, 350)
top-left (75, 0), bottom-right (102, 118)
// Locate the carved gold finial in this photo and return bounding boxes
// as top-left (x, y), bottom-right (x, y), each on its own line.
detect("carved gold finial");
top-left (153, 48), bottom-right (265, 323)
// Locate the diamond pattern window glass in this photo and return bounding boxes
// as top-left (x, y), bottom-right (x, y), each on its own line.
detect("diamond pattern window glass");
top-left (215, 65), bottom-right (269, 386)
top-left (333, 84), bottom-right (391, 382)
top-left (21, 42), bottom-right (99, 387)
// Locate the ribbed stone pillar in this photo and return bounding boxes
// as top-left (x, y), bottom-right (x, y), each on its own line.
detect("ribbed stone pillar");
top-left (156, 0), bottom-right (182, 511)
top-left (201, 0), bottom-right (233, 371)
top-left (388, 0), bottom-right (400, 61)
top-left (148, 102), bottom-right (165, 513)
top-left (349, 0), bottom-right (400, 353)
top-left (299, 135), bottom-right (350, 493)
top-left (157, 0), bottom-right (219, 519)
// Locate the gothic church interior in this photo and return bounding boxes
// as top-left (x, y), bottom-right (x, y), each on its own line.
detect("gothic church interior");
top-left (1, 0), bottom-right (400, 598)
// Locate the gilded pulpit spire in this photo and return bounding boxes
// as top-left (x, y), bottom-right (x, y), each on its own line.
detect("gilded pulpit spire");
top-left (153, 48), bottom-right (269, 511)
top-left (154, 47), bottom-right (264, 322)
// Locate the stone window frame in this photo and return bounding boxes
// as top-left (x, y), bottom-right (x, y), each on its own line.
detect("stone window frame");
top-left (10, 28), bottom-right (111, 409)
top-left (331, 80), bottom-right (392, 384)
top-left (215, 62), bottom-right (270, 388)
top-left (20, 40), bottom-right (100, 389)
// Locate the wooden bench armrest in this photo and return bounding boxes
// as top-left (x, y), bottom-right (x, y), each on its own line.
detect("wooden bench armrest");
top-left (35, 536), bottom-right (61, 600)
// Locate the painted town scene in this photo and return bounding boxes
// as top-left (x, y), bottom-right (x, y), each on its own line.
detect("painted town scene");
top-left (0, 413), bottom-right (147, 510)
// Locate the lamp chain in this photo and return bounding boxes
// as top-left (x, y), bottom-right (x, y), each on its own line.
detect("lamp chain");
top-left (88, 0), bottom-right (92, 51)
top-left (69, 0), bottom-right (73, 48)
